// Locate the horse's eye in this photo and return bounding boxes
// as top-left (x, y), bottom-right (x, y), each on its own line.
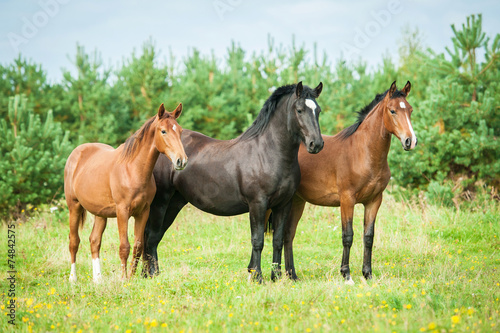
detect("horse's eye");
top-left (297, 109), bottom-right (303, 114)
top-left (390, 110), bottom-right (396, 115)
top-left (161, 130), bottom-right (167, 134)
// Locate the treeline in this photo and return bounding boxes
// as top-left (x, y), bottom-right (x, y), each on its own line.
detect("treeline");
top-left (1, 14), bottom-right (498, 217)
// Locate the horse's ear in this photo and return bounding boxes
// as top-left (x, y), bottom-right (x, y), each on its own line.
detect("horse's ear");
top-left (158, 103), bottom-right (166, 118)
top-left (315, 82), bottom-right (323, 97)
top-left (173, 103), bottom-right (183, 119)
top-left (402, 81), bottom-right (411, 96)
top-left (296, 81), bottom-right (303, 98)
top-left (388, 81), bottom-right (397, 97)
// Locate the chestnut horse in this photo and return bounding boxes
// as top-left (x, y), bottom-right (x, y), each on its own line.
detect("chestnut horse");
top-left (65, 103), bottom-right (187, 282)
top-left (282, 81), bottom-right (417, 284)
top-left (143, 82), bottom-right (324, 282)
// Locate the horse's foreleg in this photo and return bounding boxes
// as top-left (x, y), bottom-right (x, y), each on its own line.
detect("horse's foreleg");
top-left (362, 194), bottom-right (383, 280)
top-left (340, 196), bottom-right (355, 284)
top-left (247, 201), bottom-right (267, 283)
top-left (129, 208), bottom-right (149, 279)
top-left (270, 200), bottom-right (293, 281)
top-left (143, 191), bottom-right (186, 277)
top-left (116, 208), bottom-right (131, 280)
top-left (283, 195), bottom-right (306, 281)
top-left (68, 202), bottom-right (84, 283)
top-left (89, 216), bottom-right (107, 283)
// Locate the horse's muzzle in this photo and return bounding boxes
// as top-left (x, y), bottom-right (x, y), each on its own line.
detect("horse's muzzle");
top-left (307, 138), bottom-right (324, 154)
top-left (402, 136), bottom-right (417, 151)
top-left (174, 157), bottom-right (188, 170)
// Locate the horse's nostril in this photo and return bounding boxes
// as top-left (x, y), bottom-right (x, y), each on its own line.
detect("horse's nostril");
top-left (176, 159), bottom-right (182, 168)
top-left (405, 138), bottom-right (411, 148)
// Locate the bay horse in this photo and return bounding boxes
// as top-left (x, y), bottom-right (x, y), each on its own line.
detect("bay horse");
top-left (142, 82), bottom-right (324, 281)
top-left (65, 103), bottom-right (187, 282)
top-left (282, 81), bottom-right (417, 284)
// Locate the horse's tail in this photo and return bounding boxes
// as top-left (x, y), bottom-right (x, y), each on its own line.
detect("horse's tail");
top-left (265, 212), bottom-right (274, 235)
top-left (79, 209), bottom-right (87, 230)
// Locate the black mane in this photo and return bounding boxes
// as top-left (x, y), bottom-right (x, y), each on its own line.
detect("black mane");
top-left (239, 84), bottom-right (318, 140)
top-left (338, 88), bottom-right (407, 140)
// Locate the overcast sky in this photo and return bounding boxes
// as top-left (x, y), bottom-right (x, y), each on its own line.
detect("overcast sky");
top-left (1, 0), bottom-right (499, 82)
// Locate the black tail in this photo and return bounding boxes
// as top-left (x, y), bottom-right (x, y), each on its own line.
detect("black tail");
top-left (265, 212), bottom-right (274, 234)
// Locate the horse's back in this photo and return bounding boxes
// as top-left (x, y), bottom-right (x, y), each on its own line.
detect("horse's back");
top-left (65, 143), bottom-right (116, 179)
top-left (154, 129), bottom-right (295, 215)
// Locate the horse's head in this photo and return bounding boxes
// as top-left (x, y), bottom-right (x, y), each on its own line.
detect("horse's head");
top-left (155, 103), bottom-right (188, 170)
top-left (291, 82), bottom-right (324, 154)
top-left (382, 81), bottom-right (417, 151)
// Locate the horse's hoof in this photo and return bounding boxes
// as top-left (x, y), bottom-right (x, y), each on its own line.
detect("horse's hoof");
top-left (248, 271), bottom-right (263, 284)
top-left (345, 276), bottom-right (355, 285)
top-left (69, 274), bottom-right (77, 283)
top-left (271, 271), bottom-right (282, 282)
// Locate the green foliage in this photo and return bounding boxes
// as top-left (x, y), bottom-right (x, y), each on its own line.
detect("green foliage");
top-left (388, 14), bottom-right (500, 205)
top-left (0, 14), bottom-right (498, 214)
top-left (0, 95), bottom-right (72, 217)
top-left (115, 39), bottom-right (170, 124)
top-left (60, 44), bottom-right (130, 145)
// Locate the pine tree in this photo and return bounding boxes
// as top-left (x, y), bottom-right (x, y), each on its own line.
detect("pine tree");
top-left (0, 95), bottom-right (72, 218)
top-left (61, 44), bottom-right (128, 145)
top-left (388, 14), bottom-right (500, 204)
top-left (115, 39), bottom-right (170, 124)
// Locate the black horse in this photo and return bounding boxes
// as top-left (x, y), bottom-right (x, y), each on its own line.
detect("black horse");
top-left (143, 82), bottom-right (324, 281)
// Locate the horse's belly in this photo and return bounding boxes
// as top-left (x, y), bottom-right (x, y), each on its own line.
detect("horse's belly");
top-left (79, 198), bottom-right (117, 217)
top-left (186, 193), bottom-right (248, 216)
top-left (300, 191), bottom-right (341, 207)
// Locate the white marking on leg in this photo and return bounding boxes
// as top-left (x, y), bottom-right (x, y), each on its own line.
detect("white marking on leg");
top-left (345, 276), bottom-right (355, 285)
top-left (92, 258), bottom-right (102, 283)
top-left (305, 99), bottom-right (317, 116)
top-left (399, 101), bottom-right (406, 108)
top-left (69, 263), bottom-right (77, 282)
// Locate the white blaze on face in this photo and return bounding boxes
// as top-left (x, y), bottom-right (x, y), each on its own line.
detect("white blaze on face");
top-left (305, 99), bottom-right (317, 116)
top-left (405, 113), bottom-right (417, 148)
top-left (400, 101), bottom-right (406, 108)
top-left (172, 124), bottom-right (177, 132)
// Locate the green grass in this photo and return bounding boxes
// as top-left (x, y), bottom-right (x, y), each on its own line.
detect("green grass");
top-left (1, 195), bottom-right (499, 332)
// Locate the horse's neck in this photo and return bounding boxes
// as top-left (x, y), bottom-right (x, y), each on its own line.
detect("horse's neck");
top-left (357, 102), bottom-right (392, 163)
top-left (123, 132), bottom-right (159, 184)
top-left (264, 97), bottom-right (301, 160)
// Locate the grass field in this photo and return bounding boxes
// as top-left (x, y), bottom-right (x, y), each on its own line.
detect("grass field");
top-left (1, 194), bottom-right (499, 332)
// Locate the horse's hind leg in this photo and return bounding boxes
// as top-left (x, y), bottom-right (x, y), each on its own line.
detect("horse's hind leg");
top-left (340, 195), bottom-right (356, 284)
top-left (362, 194), bottom-right (383, 280)
top-left (89, 216), bottom-right (107, 283)
top-left (283, 195), bottom-right (306, 281)
top-left (68, 202), bottom-right (85, 282)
